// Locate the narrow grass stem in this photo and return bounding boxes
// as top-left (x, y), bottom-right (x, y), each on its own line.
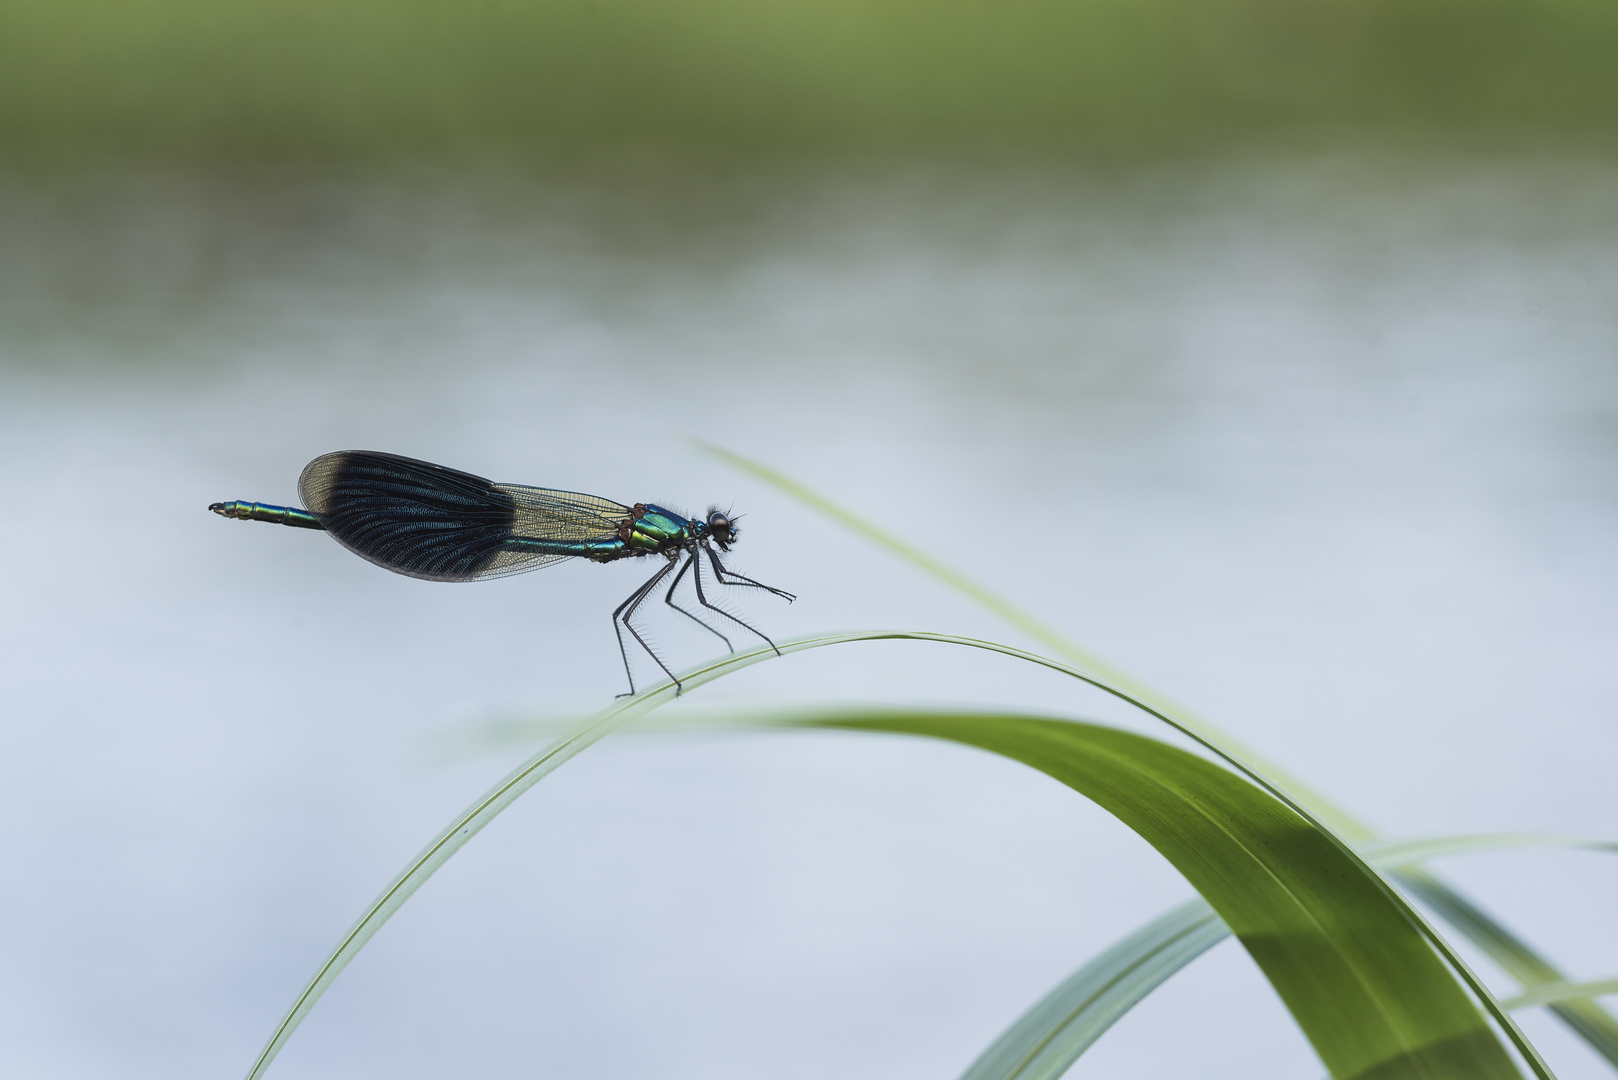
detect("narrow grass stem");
top-left (1506, 982), bottom-right (1618, 1012)
top-left (690, 439), bottom-right (1373, 841)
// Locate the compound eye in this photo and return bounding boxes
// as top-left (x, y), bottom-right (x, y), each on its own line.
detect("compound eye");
top-left (707, 511), bottom-right (731, 533)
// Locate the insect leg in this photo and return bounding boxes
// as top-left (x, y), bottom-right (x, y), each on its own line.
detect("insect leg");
top-left (617, 558), bottom-right (684, 696)
top-left (611, 560), bottom-right (677, 697)
top-left (664, 549), bottom-right (734, 652)
top-left (693, 543), bottom-right (783, 656)
top-left (704, 543), bottom-right (796, 602)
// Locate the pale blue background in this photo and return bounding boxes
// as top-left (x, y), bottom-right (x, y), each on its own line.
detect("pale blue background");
top-left (1, 156), bottom-right (1615, 1078)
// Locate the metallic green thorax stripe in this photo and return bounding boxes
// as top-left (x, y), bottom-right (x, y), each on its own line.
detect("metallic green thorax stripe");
top-left (626, 505), bottom-right (694, 551)
top-left (210, 501), bottom-right (326, 530)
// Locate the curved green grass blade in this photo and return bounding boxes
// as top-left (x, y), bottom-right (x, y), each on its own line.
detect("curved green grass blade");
top-left (689, 439), bottom-right (1368, 842)
top-left (1506, 982), bottom-right (1618, 1012)
top-left (245, 633), bottom-right (883, 1079)
top-left (247, 632), bottom-right (1542, 1079)
top-left (810, 710), bottom-right (1521, 1080)
top-left (241, 681), bottom-right (681, 1080)
top-left (442, 694), bottom-right (1613, 1075)
top-left (958, 900), bottom-right (1227, 1080)
top-left (696, 444), bottom-right (1613, 1070)
top-left (962, 833), bottom-right (1618, 1080)
top-left (1366, 835), bottom-right (1618, 867)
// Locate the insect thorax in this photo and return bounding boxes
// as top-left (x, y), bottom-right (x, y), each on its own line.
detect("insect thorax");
top-left (615, 502), bottom-right (696, 555)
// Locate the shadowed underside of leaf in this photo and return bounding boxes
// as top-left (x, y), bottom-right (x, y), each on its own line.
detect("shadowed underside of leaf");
top-left (807, 712), bottom-right (1521, 1080)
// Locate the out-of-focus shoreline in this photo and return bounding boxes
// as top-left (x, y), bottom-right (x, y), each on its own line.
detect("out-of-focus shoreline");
top-left (3, 0), bottom-right (1618, 167)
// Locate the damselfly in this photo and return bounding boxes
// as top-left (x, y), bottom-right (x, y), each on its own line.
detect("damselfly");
top-left (210, 450), bottom-right (793, 695)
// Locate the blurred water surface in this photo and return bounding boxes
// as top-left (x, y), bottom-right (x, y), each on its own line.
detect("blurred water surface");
top-left (1, 156), bottom-right (1616, 1079)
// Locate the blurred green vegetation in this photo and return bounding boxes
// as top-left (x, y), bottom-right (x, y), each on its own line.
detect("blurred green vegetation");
top-left (2, 0), bottom-right (1616, 164)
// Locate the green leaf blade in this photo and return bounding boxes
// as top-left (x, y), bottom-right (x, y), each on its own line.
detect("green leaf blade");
top-left (814, 712), bottom-right (1522, 1080)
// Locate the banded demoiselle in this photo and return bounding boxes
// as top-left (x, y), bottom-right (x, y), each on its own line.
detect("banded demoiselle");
top-left (210, 450), bottom-right (794, 695)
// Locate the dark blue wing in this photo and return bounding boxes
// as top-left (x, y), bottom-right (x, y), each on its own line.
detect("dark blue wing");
top-left (297, 451), bottom-right (625, 582)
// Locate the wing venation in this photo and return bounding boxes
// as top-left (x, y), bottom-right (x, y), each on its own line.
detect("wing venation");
top-left (498, 484), bottom-right (631, 541)
top-left (297, 451), bottom-right (624, 582)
